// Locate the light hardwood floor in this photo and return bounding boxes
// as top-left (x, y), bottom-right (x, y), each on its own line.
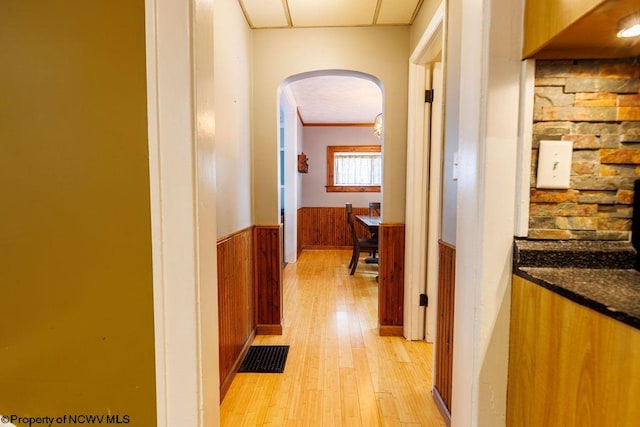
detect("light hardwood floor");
top-left (220, 249), bottom-right (446, 426)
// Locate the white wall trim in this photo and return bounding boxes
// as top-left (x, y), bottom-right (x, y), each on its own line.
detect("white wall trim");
top-left (404, 1), bottom-right (444, 341)
top-left (410, 3), bottom-right (445, 64)
top-left (145, 0), bottom-right (220, 425)
top-left (193, 0), bottom-right (221, 425)
top-left (450, 2), bottom-right (489, 425)
top-left (451, 0), bottom-right (524, 425)
top-left (515, 59), bottom-right (535, 237)
top-left (404, 62), bottom-right (429, 341)
top-left (425, 62), bottom-right (445, 344)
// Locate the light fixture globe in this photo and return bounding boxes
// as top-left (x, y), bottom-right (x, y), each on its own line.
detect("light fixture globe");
top-left (617, 13), bottom-right (640, 38)
top-left (373, 113), bottom-right (383, 138)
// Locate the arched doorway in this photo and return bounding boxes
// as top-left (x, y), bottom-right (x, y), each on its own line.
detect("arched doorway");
top-left (278, 70), bottom-right (384, 264)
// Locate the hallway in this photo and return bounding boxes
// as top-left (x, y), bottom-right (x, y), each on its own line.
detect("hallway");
top-left (220, 249), bottom-right (446, 426)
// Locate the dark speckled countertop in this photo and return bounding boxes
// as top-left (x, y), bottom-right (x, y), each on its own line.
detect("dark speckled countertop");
top-left (513, 239), bottom-right (640, 330)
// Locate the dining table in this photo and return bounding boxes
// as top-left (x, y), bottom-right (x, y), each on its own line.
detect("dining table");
top-left (355, 215), bottom-right (381, 232)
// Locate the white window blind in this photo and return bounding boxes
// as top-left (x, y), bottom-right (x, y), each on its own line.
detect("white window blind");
top-left (333, 152), bottom-right (382, 186)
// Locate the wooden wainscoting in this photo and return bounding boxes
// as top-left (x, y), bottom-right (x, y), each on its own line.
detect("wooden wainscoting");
top-left (298, 206), bottom-right (371, 249)
top-left (378, 223), bottom-right (405, 336)
top-left (434, 240), bottom-right (456, 423)
top-left (254, 225), bottom-right (283, 335)
top-left (217, 227), bottom-right (255, 400)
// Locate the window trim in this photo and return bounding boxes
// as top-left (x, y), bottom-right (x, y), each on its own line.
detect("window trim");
top-left (326, 145), bottom-right (381, 192)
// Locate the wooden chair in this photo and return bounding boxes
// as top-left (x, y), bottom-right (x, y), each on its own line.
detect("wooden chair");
top-left (367, 201), bottom-right (381, 259)
top-left (369, 202), bottom-right (381, 217)
top-left (346, 203), bottom-right (379, 275)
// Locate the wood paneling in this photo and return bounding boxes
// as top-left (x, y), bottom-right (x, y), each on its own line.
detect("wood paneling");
top-left (254, 225), bottom-right (283, 335)
top-left (434, 240), bottom-right (456, 419)
top-left (298, 206), bottom-right (372, 249)
top-left (378, 224), bottom-right (405, 335)
top-left (507, 276), bottom-right (640, 426)
top-left (217, 227), bottom-right (255, 400)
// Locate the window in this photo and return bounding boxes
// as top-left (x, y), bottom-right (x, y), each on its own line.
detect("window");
top-left (326, 145), bottom-right (381, 192)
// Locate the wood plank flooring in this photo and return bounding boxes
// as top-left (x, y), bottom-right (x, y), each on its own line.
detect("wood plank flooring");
top-left (220, 249), bottom-right (446, 426)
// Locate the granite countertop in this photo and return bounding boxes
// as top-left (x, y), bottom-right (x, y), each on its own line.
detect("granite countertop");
top-left (513, 239), bottom-right (640, 330)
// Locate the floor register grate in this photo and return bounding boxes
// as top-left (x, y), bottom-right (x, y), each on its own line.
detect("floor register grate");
top-left (238, 345), bottom-right (290, 373)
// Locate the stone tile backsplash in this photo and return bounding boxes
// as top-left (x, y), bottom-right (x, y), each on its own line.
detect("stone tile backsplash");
top-left (530, 58), bottom-right (640, 240)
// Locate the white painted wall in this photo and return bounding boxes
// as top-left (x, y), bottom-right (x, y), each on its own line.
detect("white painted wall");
top-left (252, 26), bottom-right (409, 225)
top-left (450, 0), bottom-right (524, 426)
top-left (301, 126), bottom-right (382, 208)
top-left (280, 87), bottom-right (300, 263)
top-left (213, 0), bottom-right (253, 238)
top-left (441, 2), bottom-right (461, 246)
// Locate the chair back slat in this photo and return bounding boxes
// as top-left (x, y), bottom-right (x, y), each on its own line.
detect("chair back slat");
top-left (369, 202), bottom-right (381, 217)
top-left (345, 203), bottom-right (359, 246)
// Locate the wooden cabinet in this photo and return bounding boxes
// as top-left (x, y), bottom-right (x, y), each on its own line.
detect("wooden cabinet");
top-left (523, 0), bottom-right (640, 59)
top-left (507, 276), bottom-right (640, 426)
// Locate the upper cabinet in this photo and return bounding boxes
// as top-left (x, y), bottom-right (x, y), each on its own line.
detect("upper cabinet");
top-left (523, 0), bottom-right (640, 59)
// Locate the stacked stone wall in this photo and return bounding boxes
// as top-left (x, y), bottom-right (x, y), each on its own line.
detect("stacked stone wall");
top-left (530, 58), bottom-right (640, 240)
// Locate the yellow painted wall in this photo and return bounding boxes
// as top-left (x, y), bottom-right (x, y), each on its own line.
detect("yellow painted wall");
top-left (0, 1), bottom-right (156, 425)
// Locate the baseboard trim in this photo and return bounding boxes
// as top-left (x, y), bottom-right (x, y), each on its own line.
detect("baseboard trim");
top-left (432, 387), bottom-right (451, 426)
top-left (378, 325), bottom-right (403, 337)
top-left (257, 323), bottom-right (283, 335)
top-left (220, 328), bottom-right (256, 402)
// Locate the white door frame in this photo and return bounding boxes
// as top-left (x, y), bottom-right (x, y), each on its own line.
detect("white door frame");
top-left (404, 2), bottom-right (444, 341)
top-left (425, 62), bottom-right (445, 344)
top-left (145, 0), bottom-right (220, 425)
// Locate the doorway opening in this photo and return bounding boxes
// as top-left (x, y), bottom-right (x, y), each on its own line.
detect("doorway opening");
top-left (277, 69), bottom-right (384, 264)
top-left (404, 3), bottom-right (455, 421)
top-left (277, 68), bottom-right (384, 317)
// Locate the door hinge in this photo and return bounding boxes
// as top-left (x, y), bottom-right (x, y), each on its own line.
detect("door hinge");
top-left (425, 89), bottom-right (435, 103)
top-left (419, 293), bottom-right (428, 307)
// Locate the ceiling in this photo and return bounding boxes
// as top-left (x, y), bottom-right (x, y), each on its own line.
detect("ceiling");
top-left (239, 0), bottom-right (424, 29)
top-left (239, 1), bottom-right (418, 125)
top-left (287, 75), bottom-right (383, 125)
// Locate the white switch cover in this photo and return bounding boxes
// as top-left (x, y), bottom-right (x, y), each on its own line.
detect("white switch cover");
top-left (536, 140), bottom-right (573, 189)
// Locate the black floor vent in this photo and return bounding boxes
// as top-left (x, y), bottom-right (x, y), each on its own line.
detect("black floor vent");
top-left (238, 345), bottom-right (289, 373)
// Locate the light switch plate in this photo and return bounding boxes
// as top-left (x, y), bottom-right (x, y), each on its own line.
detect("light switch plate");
top-left (536, 140), bottom-right (573, 189)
